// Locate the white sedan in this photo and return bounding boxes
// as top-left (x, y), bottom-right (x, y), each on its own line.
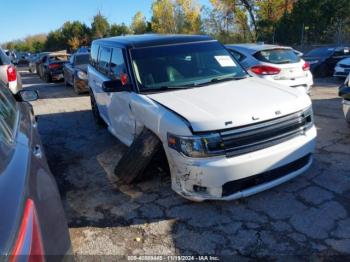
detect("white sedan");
top-left (226, 44), bottom-right (313, 94)
top-left (334, 57), bottom-right (350, 78)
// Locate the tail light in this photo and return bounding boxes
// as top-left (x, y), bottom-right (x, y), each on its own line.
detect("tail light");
top-left (11, 199), bottom-right (45, 262)
top-left (250, 65), bottom-right (281, 75)
top-left (7, 65), bottom-right (17, 82)
top-left (48, 63), bottom-right (60, 70)
top-left (302, 62), bottom-right (310, 71)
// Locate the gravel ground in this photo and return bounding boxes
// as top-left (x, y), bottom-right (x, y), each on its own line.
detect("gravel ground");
top-left (21, 69), bottom-right (350, 260)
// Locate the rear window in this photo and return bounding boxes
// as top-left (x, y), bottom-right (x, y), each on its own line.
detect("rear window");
top-left (254, 49), bottom-right (300, 64)
top-left (49, 55), bottom-right (68, 62)
top-left (75, 54), bottom-right (89, 65)
top-left (305, 48), bottom-right (334, 57)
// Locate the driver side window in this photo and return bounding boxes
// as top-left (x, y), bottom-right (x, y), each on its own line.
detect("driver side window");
top-left (110, 48), bottom-right (127, 80)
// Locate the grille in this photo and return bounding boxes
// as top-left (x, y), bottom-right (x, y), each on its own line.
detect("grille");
top-left (222, 154), bottom-right (311, 197)
top-left (219, 109), bottom-right (313, 158)
top-left (339, 64), bottom-right (350, 69)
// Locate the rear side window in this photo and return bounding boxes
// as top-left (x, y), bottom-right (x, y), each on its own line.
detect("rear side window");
top-left (0, 49), bottom-right (10, 66)
top-left (0, 87), bottom-right (17, 142)
top-left (229, 50), bottom-right (246, 62)
top-left (254, 49), bottom-right (300, 64)
top-left (90, 44), bottom-right (99, 67)
top-left (98, 47), bottom-right (112, 75)
top-left (110, 48), bottom-right (127, 80)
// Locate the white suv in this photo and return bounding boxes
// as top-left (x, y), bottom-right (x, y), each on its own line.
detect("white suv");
top-left (88, 35), bottom-right (317, 201)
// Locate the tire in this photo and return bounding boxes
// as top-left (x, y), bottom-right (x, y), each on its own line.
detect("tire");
top-left (46, 73), bottom-right (52, 83)
top-left (64, 77), bottom-right (70, 87)
top-left (90, 90), bottom-right (105, 126)
top-left (73, 78), bottom-right (81, 94)
top-left (114, 128), bottom-right (162, 184)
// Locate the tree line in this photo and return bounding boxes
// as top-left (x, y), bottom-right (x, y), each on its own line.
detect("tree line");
top-left (2, 0), bottom-right (350, 53)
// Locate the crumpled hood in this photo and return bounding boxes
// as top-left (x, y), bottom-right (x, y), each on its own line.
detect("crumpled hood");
top-left (75, 64), bottom-right (88, 72)
top-left (147, 77), bottom-right (311, 132)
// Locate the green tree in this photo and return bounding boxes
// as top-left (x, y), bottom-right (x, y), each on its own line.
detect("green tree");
top-left (61, 21), bottom-right (91, 51)
top-left (151, 0), bottom-right (202, 34)
top-left (175, 0), bottom-right (202, 34)
top-left (91, 12), bottom-right (110, 39)
top-left (275, 0), bottom-right (350, 45)
top-left (131, 11), bottom-right (148, 34)
top-left (151, 0), bottom-right (177, 33)
top-left (203, 0), bottom-right (252, 43)
top-left (110, 23), bottom-right (131, 36)
top-left (45, 30), bottom-right (65, 51)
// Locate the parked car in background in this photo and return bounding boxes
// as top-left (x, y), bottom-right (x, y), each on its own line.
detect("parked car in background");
top-left (28, 53), bottom-right (40, 73)
top-left (0, 48), bottom-right (22, 95)
top-left (76, 46), bottom-right (91, 53)
top-left (89, 35), bottom-right (316, 201)
top-left (339, 74), bottom-right (350, 124)
top-left (303, 46), bottom-right (350, 77)
top-left (35, 52), bottom-right (50, 76)
top-left (0, 82), bottom-right (72, 259)
top-left (226, 44), bottom-right (313, 93)
top-left (334, 57), bottom-right (350, 78)
top-left (39, 52), bottom-right (69, 82)
top-left (15, 52), bottom-right (31, 66)
top-left (63, 53), bottom-right (89, 94)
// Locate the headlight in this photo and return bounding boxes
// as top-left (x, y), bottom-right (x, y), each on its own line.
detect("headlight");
top-left (167, 133), bottom-right (225, 158)
top-left (77, 70), bottom-right (87, 80)
top-left (303, 106), bottom-right (314, 131)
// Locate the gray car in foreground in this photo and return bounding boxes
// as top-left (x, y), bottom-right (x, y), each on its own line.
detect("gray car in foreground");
top-left (0, 82), bottom-right (71, 260)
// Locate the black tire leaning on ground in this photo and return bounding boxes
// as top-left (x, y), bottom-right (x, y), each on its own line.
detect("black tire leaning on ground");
top-left (89, 89), bottom-right (105, 126)
top-left (114, 128), bottom-right (162, 184)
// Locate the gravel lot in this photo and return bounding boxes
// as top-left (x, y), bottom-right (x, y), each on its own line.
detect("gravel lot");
top-left (21, 69), bottom-right (350, 259)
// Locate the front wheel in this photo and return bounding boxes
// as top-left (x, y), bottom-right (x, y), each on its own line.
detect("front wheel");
top-left (73, 78), bottom-right (82, 94)
top-left (90, 90), bottom-right (105, 126)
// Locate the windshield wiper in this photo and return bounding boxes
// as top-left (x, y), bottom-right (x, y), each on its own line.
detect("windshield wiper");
top-left (141, 86), bottom-right (188, 93)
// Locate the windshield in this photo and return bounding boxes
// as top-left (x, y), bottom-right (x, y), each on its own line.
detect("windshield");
top-left (49, 55), bottom-right (68, 62)
top-left (131, 41), bottom-right (247, 91)
top-left (306, 47), bottom-right (334, 57)
top-left (254, 49), bottom-right (300, 64)
top-left (75, 54), bottom-right (89, 65)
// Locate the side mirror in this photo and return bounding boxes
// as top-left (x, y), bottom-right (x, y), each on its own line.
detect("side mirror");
top-left (102, 80), bottom-right (131, 93)
top-left (17, 90), bottom-right (39, 102)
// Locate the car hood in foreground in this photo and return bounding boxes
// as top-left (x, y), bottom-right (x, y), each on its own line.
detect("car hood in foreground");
top-left (75, 64), bottom-right (88, 72)
top-left (147, 77), bottom-right (311, 132)
top-left (337, 57), bottom-right (350, 65)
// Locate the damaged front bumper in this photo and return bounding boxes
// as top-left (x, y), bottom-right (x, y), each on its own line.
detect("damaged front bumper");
top-left (166, 126), bottom-right (316, 201)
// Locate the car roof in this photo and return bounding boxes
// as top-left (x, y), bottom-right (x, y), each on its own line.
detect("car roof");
top-left (75, 52), bottom-right (89, 56)
top-left (226, 43), bottom-right (292, 54)
top-left (93, 34), bottom-right (215, 48)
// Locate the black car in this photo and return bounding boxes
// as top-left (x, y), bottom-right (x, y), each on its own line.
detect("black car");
top-left (303, 46), bottom-right (350, 77)
top-left (40, 53), bottom-right (69, 83)
top-left (0, 81), bottom-right (72, 259)
top-left (63, 53), bottom-right (89, 94)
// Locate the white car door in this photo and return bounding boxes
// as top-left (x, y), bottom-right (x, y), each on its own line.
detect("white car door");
top-left (93, 46), bottom-right (112, 125)
top-left (106, 47), bottom-right (135, 146)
